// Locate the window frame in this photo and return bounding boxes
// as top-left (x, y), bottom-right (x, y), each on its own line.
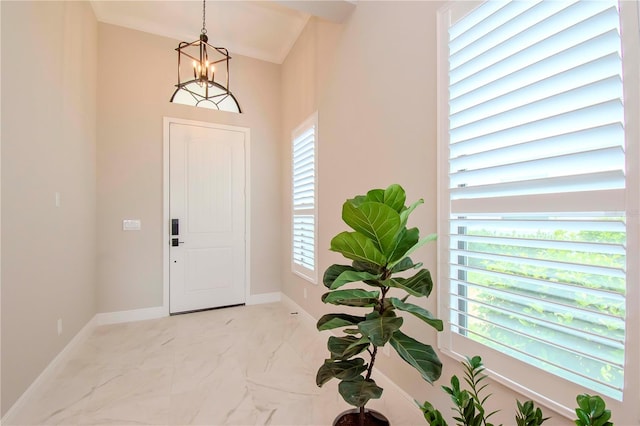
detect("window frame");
top-left (291, 112), bottom-right (319, 284)
top-left (436, 1), bottom-right (640, 421)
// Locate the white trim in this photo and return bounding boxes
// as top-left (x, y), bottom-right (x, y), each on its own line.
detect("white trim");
top-left (162, 117), bottom-right (251, 315)
top-left (280, 293), bottom-right (317, 326)
top-left (1, 316), bottom-right (97, 424)
top-left (246, 292), bottom-right (282, 305)
top-left (94, 306), bottom-right (166, 326)
top-left (619, 1), bottom-right (640, 424)
top-left (290, 111), bottom-right (319, 284)
top-left (436, 2), bottom-right (454, 356)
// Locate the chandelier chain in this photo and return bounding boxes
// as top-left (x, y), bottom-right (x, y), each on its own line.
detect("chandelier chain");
top-left (201, 0), bottom-right (207, 34)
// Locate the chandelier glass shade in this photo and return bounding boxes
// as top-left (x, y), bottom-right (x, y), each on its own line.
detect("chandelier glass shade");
top-left (170, 1), bottom-right (241, 112)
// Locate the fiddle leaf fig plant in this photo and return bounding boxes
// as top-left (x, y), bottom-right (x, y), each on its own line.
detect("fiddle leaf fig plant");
top-left (316, 184), bottom-right (443, 420)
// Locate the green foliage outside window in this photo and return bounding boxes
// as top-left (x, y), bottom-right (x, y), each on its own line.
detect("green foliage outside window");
top-left (455, 219), bottom-right (625, 394)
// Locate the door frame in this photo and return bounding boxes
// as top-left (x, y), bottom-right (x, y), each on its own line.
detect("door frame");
top-left (162, 116), bottom-right (251, 316)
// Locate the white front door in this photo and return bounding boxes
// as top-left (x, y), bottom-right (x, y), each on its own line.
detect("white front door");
top-left (169, 121), bottom-right (247, 314)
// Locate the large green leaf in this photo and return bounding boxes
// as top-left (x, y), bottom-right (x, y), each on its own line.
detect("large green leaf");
top-left (331, 231), bottom-right (387, 266)
top-left (316, 358), bottom-right (368, 386)
top-left (388, 298), bottom-right (443, 331)
top-left (365, 189), bottom-right (385, 203)
top-left (323, 264), bottom-right (354, 289)
top-left (357, 311), bottom-right (404, 346)
top-left (338, 376), bottom-right (383, 407)
top-left (388, 227), bottom-right (419, 263)
top-left (330, 270), bottom-right (381, 290)
top-left (342, 201), bottom-right (401, 256)
top-left (390, 257), bottom-right (422, 274)
top-left (328, 335), bottom-right (370, 360)
top-left (317, 313), bottom-right (367, 331)
top-left (345, 336), bottom-right (371, 352)
top-left (352, 260), bottom-right (381, 274)
top-left (389, 330), bottom-right (442, 383)
top-left (387, 269), bottom-right (434, 297)
top-left (383, 184), bottom-right (406, 213)
top-left (321, 289), bottom-right (380, 307)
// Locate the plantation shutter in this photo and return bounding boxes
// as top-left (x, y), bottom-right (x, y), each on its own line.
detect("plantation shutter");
top-left (292, 115), bottom-right (317, 281)
top-left (445, 0), bottom-right (626, 400)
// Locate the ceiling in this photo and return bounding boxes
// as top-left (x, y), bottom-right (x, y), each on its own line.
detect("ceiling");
top-left (90, 1), bottom-right (356, 64)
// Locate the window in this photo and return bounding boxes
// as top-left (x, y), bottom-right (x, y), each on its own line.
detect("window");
top-left (292, 113), bottom-right (318, 283)
top-left (437, 0), bottom-right (639, 419)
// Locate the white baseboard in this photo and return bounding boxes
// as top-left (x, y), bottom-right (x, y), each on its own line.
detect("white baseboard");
top-left (246, 291), bottom-right (282, 305)
top-left (1, 315), bottom-right (98, 424)
top-left (280, 292), bottom-right (317, 326)
top-left (94, 305), bottom-right (167, 325)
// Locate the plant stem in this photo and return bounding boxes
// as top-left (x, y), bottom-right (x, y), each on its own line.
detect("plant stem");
top-left (359, 406), bottom-right (365, 426)
top-left (366, 346), bottom-right (378, 380)
top-left (379, 286), bottom-right (389, 314)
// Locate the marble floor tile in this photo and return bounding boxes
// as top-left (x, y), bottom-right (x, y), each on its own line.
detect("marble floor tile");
top-left (7, 303), bottom-right (426, 426)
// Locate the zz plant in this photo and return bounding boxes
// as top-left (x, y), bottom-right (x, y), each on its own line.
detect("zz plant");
top-left (418, 356), bottom-right (549, 426)
top-left (316, 184), bottom-right (443, 421)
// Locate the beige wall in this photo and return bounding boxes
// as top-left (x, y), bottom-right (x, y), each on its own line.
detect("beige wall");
top-left (1, 1), bottom-right (98, 415)
top-left (97, 23), bottom-right (282, 313)
top-left (280, 3), bottom-right (573, 425)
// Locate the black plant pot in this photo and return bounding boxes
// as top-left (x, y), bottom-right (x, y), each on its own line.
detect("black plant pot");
top-left (332, 408), bottom-right (390, 426)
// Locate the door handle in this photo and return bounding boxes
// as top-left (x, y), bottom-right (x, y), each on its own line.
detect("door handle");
top-left (171, 238), bottom-right (185, 247)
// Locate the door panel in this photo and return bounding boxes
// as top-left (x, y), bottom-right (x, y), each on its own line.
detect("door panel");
top-left (169, 123), bottom-right (246, 313)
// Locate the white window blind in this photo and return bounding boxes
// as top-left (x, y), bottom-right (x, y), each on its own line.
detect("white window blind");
top-left (438, 0), bottom-right (636, 407)
top-left (292, 113), bottom-right (318, 282)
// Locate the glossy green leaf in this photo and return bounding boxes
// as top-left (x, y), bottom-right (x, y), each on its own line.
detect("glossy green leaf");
top-left (323, 264), bottom-right (353, 289)
top-left (591, 397), bottom-right (605, 417)
top-left (352, 260), bottom-right (382, 274)
top-left (383, 184), bottom-right (406, 213)
top-left (321, 289), bottom-right (379, 307)
top-left (388, 297), bottom-right (443, 331)
top-left (330, 269), bottom-right (381, 290)
top-left (577, 394), bottom-right (591, 411)
top-left (388, 227), bottom-right (419, 263)
top-left (338, 376), bottom-right (383, 407)
top-left (357, 311), bottom-right (404, 346)
top-left (387, 269), bottom-right (434, 297)
top-left (317, 313), bottom-right (366, 331)
top-left (576, 411), bottom-right (590, 426)
top-left (331, 231), bottom-right (387, 266)
top-left (418, 400), bottom-right (449, 426)
top-left (389, 330), bottom-right (442, 383)
top-left (345, 336), bottom-right (371, 352)
top-left (316, 358), bottom-right (368, 386)
top-left (365, 189), bottom-right (385, 203)
top-left (391, 257), bottom-right (422, 274)
top-left (342, 201), bottom-right (401, 256)
top-left (328, 335), bottom-right (370, 360)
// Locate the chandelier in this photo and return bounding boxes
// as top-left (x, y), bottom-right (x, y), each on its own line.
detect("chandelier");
top-left (170, 0), bottom-right (241, 112)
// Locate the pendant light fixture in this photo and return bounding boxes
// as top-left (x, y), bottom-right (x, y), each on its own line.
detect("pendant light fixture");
top-left (170, 0), bottom-right (241, 112)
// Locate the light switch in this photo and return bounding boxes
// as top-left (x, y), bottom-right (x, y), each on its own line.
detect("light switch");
top-left (123, 219), bottom-right (141, 231)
